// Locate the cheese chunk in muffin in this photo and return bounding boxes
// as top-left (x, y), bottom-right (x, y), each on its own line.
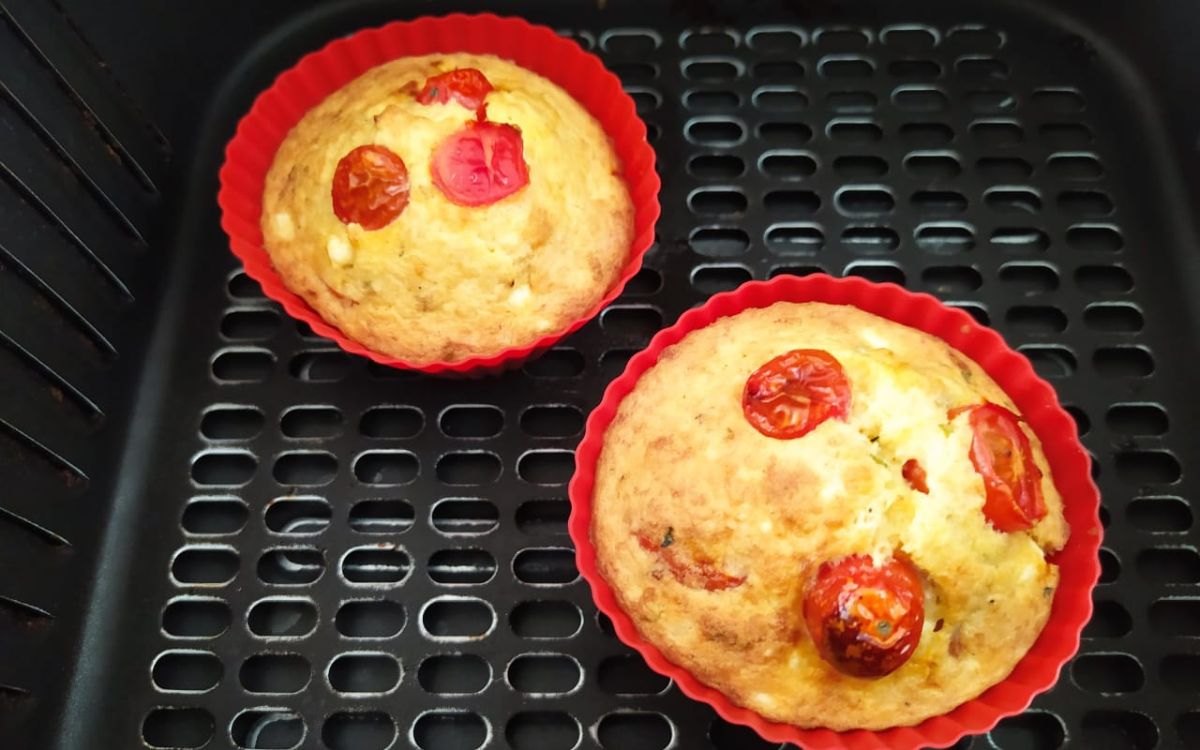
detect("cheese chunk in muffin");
top-left (592, 302), bottom-right (1068, 730)
top-left (261, 53), bottom-right (633, 364)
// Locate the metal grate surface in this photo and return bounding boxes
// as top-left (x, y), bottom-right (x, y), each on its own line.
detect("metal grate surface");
top-left (92, 15), bottom-right (1200, 750)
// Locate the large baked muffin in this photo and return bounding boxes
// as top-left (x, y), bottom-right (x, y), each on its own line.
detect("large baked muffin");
top-left (591, 302), bottom-right (1069, 730)
top-left (260, 53), bottom-right (633, 364)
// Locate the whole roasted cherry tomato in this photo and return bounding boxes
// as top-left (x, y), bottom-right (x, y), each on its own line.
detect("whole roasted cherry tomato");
top-left (331, 145), bottom-right (410, 230)
top-left (635, 532), bottom-right (745, 591)
top-left (416, 68), bottom-right (494, 113)
top-left (431, 121), bottom-right (530, 207)
top-left (742, 349), bottom-right (851, 439)
top-left (803, 554), bottom-right (925, 678)
top-left (902, 458), bottom-right (929, 494)
top-left (950, 402), bottom-right (1047, 532)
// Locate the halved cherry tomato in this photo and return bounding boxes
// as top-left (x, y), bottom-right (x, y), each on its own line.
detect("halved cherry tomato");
top-left (635, 533), bottom-right (745, 591)
top-left (416, 68), bottom-right (494, 113)
top-left (803, 554), bottom-right (925, 678)
top-left (950, 402), bottom-right (1047, 532)
top-left (902, 458), bottom-right (929, 494)
top-left (331, 145), bottom-right (410, 230)
top-left (431, 121), bottom-right (530, 207)
top-left (742, 349), bottom-right (851, 439)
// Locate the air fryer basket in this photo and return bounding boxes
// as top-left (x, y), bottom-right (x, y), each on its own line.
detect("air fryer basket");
top-left (1, 1), bottom-right (1198, 749)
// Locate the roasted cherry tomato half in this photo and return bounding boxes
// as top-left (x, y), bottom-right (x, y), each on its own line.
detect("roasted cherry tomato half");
top-left (803, 554), bottom-right (925, 678)
top-left (742, 349), bottom-right (851, 439)
top-left (950, 402), bottom-right (1047, 532)
top-left (635, 533), bottom-right (745, 591)
top-left (431, 121), bottom-right (530, 207)
top-left (331, 144), bottom-right (410, 230)
top-left (416, 68), bottom-right (494, 112)
top-left (902, 458), bottom-right (929, 494)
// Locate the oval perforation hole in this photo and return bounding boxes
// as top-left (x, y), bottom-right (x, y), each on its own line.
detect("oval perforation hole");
top-left (418, 653), bottom-right (490, 695)
top-left (753, 60), bottom-right (805, 78)
top-left (685, 118), bottom-right (744, 146)
top-left (257, 547), bottom-right (324, 585)
top-left (1095, 347), bottom-right (1154, 378)
top-left (841, 227), bottom-right (900, 253)
top-left (191, 451), bottom-right (256, 486)
top-left (322, 712), bottom-right (396, 750)
top-left (761, 151), bottom-right (818, 179)
top-left (600, 349), bottom-right (637, 381)
top-left (1063, 405), bottom-right (1090, 437)
top-left (683, 90), bottom-right (740, 112)
top-left (212, 348), bottom-right (274, 382)
top-left (1085, 303), bottom-right (1144, 333)
top-left (845, 263), bottom-right (905, 285)
top-left (1005, 306), bottom-right (1067, 334)
top-left (688, 188), bottom-right (747, 216)
top-left (518, 450), bottom-right (574, 485)
top-left (827, 118), bottom-right (882, 142)
top-left (354, 450), bottom-right (418, 485)
top-left (690, 227), bottom-right (750, 257)
top-left (747, 26), bottom-right (805, 52)
top-left (247, 597), bottom-right (318, 638)
top-left (514, 548), bottom-right (577, 585)
top-left (1048, 153), bottom-right (1104, 180)
top-left (680, 29), bottom-right (736, 53)
top-left (429, 548), bottom-right (497, 585)
top-left (142, 708), bottom-right (215, 750)
top-left (273, 451), bottom-right (336, 486)
top-left (999, 263), bottom-right (1058, 293)
top-left (687, 154), bottom-right (744, 180)
top-left (905, 151), bottom-right (961, 178)
top-left (288, 350), bottom-right (350, 382)
top-left (231, 708), bottom-right (305, 750)
top-left (265, 496), bottom-right (331, 535)
top-left (1019, 345), bottom-right (1077, 378)
top-left (507, 653), bottom-right (582, 695)
top-left (625, 267), bottom-right (662, 295)
top-left (1137, 547), bottom-right (1200, 583)
top-left (1072, 653), bottom-right (1145, 694)
top-left (228, 270), bottom-right (263, 299)
top-left (989, 711), bottom-right (1066, 749)
top-left (971, 120), bottom-right (1023, 147)
top-left (421, 597), bottom-right (496, 640)
top-left (152, 650), bottom-right (223, 692)
top-left (506, 712), bottom-right (581, 750)
top-left (977, 156), bottom-right (1033, 182)
top-left (1082, 710), bottom-right (1157, 750)
top-left (439, 405), bottom-right (503, 438)
top-left (949, 302), bottom-right (990, 326)
top-left (626, 87), bottom-right (661, 114)
top-left (1084, 600), bottom-right (1132, 638)
top-left (516, 499), bottom-right (569, 535)
top-left (348, 499), bottom-right (415, 534)
top-left (342, 546), bottom-right (412, 585)
top-left (923, 265), bottom-right (981, 293)
top-left (240, 653), bottom-right (311, 694)
top-left (1164, 654), bottom-right (1200, 694)
top-left (985, 187), bottom-right (1041, 214)
top-left (598, 654), bottom-right (671, 695)
top-left (359, 406), bottom-right (423, 438)
top-left (1128, 497), bottom-right (1191, 533)
top-left (601, 306), bottom-right (663, 341)
top-left (200, 406), bottom-right (264, 440)
top-left (336, 599), bottom-right (405, 639)
top-left (836, 187), bottom-right (894, 216)
top-left (966, 89), bottom-right (1016, 113)
top-left (887, 58), bottom-right (941, 78)
top-left (1068, 224), bottom-right (1123, 253)
top-left (182, 497), bottom-right (248, 535)
top-left (752, 87), bottom-right (808, 111)
top-left (609, 62), bottom-right (657, 81)
top-left (766, 223), bottom-right (825, 253)
top-left (1076, 265), bottom-right (1132, 295)
top-left (163, 597), bottom-right (231, 638)
top-left (598, 712), bottom-right (672, 750)
top-left (1058, 190), bottom-right (1113, 216)
top-left (435, 452), bottom-right (502, 485)
top-left (431, 498), bottom-right (499, 536)
top-left (709, 717), bottom-right (778, 749)
top-left (328, 653), bottom-right (401, 695)
top-left (280, 406), bottom-right (343, 439)
top-left (603, 29), bottom-right (661, 55)
top-left (991, 228), bottom-right (1049, 253)
top-left (1151, 598), bottom-right (1200, 636)
top-left (692, 265), bottom-right (752, 294)
top-left (825, 90), bottom-right (877, 112)
top-left (520, 406), bottom-right (584, 438)
top-left (819, 55), bottom-right (875, 78)
top-left (898, 122), bottom-right (953, 147)
top-left (682, 57), bottom-right (741, 81)
top-left (221, 309), bottom-right (280, 340)
top-left (413, 711), bottom-right (487, 750)
top-left (1041, 122), bottom-right (1094, 148)
top-left (915, 222), bottom-right (975, 253)
top-left (765, 189), bottom-right (820, 214)
top-left (511, 600), bottom-right (583, 639)
top-left (172, 546), bottom-right (239, 585)
top-left (957, 56), bottom-right (1009, 79)
top-left (911, 190), bottom-right (966, 214)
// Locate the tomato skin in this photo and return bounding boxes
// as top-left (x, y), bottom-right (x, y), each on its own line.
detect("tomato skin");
top-left (742, 349), bottom-right (851, 439)
top-left (950, 402), bottom-right (1047, 532)
top-left (803, 554), bottom-right (925, 678)
top-left (416, 68), bottom-right (494, 113)
top-left (431, 121), bottom-right (530, 207)
top-left (902, 458), bottom-right (929, 494)
top-left (635, 533), bottom-right (746, 591)
top-left (330, 145), bottom-right (411, 230)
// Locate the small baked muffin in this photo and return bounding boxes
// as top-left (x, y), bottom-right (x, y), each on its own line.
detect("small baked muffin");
top-left (261, 53), bottom-right (633, 364)
top-left (591, 302), bottom-right (1069, 730)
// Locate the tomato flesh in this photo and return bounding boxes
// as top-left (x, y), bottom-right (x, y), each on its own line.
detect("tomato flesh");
top-left (951, 402), bottom-right (1047, 532)
top-left (803, 554), bottom-right (925, 678)
top-left (902, 458), bottom-right (929, 494)
top-left (431, 121), bottom-right (530, 207)
top-left (416, 68), bottom-right (494, 113)
top-left (331, 145), bottom-right (410, 230)
top-left (636, 533), bottom-right (745, 591)
top-left (742, 349), bottom-right (851, 439)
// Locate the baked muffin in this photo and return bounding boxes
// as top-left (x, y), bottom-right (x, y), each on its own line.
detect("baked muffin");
top-left (260, 53), bottom-right (633, 364)
top-left (591, 302), bottom-right (1069, 730)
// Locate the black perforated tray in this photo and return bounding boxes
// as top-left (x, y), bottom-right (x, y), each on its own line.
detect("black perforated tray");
top-left (1, 1), bottom-right (1200, 749)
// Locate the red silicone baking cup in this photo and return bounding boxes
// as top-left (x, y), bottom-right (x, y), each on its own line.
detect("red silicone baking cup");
top-left (217, 14), bottom-right (660, 375)
top-left (569, 274), bottom-right (1102, 750)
